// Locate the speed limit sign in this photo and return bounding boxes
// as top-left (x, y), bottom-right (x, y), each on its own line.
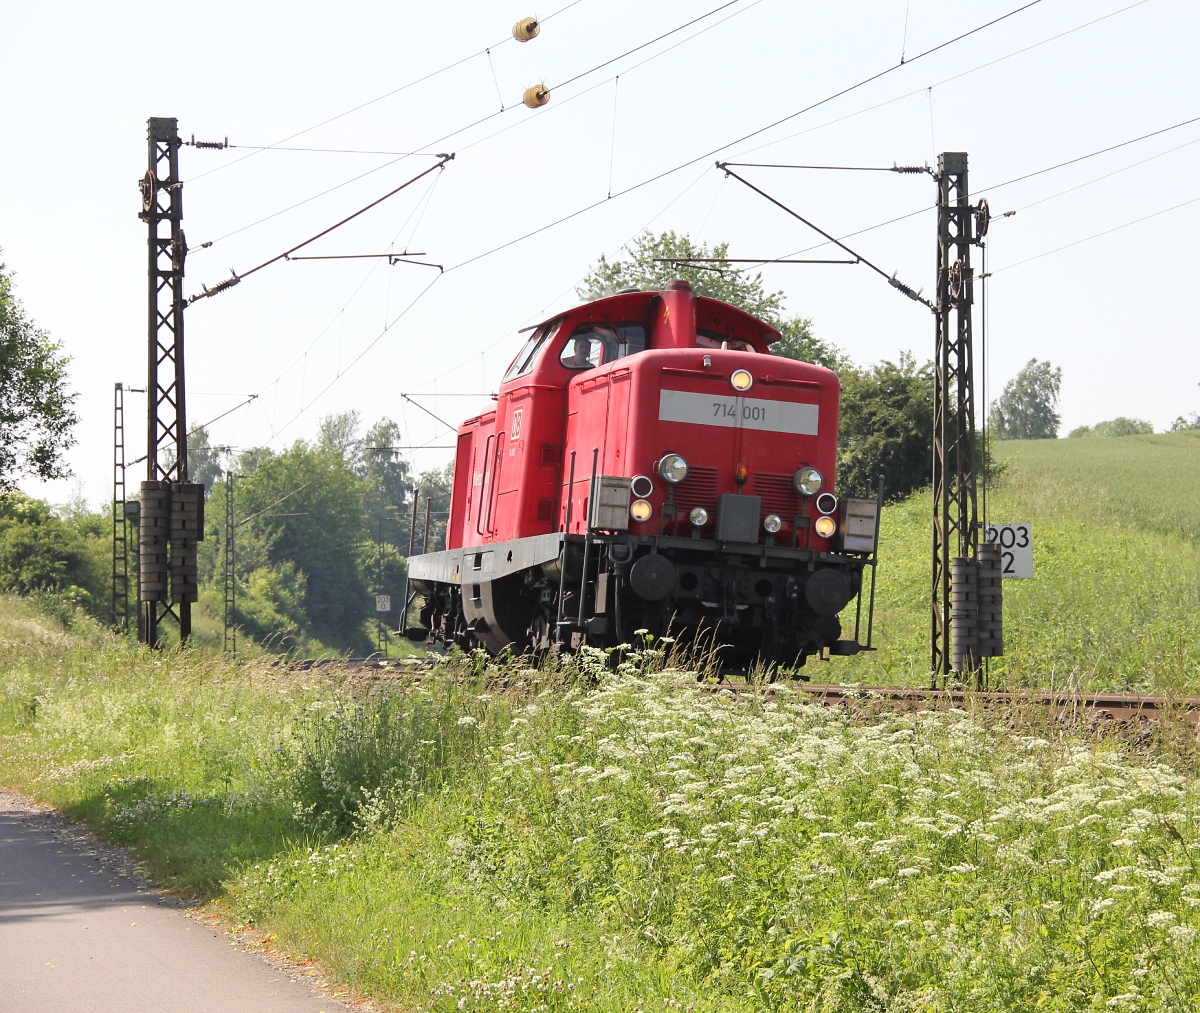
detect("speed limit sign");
top-left (984, 523), bottom-right (1032, 578)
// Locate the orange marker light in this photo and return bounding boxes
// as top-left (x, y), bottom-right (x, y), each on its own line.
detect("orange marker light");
top-left (735, 464), bottom-right (749, 487)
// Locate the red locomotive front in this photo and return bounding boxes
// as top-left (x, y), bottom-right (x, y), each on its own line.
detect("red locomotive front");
top-left (408, 279), bottom-right (880, 669)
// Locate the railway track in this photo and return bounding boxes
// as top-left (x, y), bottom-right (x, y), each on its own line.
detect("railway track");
top-left (284, 658), bottom-right (1198, 725)
top-left (796, 684), bottom-right (1200, 724)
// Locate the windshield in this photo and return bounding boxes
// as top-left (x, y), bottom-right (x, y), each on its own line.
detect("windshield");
top-left (559, 321), bottom-right (647, 370)
top-left (697, 329), bottom-right (756, 352)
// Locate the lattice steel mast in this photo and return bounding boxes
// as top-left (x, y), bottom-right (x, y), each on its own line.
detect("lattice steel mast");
top-left (223, 468), bottom-right (236, 654)
top-left (111, 383), bottom-right (129, 631)
top-left (931, 152), bottom-right (995, 684)
top-left (138, 117), bottom-right (202, 645)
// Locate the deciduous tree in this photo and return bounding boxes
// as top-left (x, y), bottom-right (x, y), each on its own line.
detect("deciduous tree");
top-left (0, 258), bottom-right (78, 488)
top-left (991, 359), bottom-right (1062, 440)
top-left (578, 231), bottom-right (848, 371)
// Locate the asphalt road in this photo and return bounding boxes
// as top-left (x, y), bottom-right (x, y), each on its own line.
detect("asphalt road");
top-left (0, 790), bottom-right (349, 1013)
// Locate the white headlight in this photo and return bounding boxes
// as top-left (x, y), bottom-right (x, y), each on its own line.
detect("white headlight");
top-left (730, 368), bottom-right (754, 391)
top-left (763, 513), bottom-right (783, 534)
top-left (814, 515), bottom-right (837, 539)
top-left (630, 499), bottom-right (653, 522)
top-left (658, 453), bottom-right (688, 484)
top-left (794, 466), bottom-right (823, 496)
top-left (689, 506), bottom-right (708, 526)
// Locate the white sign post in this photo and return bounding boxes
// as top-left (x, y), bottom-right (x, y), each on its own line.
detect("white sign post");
top-left (375, 594), bottom-right (392, 613)
top-left (983, 523), bottom-right (1033, 578)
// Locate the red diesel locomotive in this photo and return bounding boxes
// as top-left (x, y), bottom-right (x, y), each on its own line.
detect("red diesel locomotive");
top-left (407, 279), bottom-right (881, 668)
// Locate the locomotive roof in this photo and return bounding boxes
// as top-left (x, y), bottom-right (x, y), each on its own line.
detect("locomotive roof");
top-left (537, 283), bottom-right (784, 346)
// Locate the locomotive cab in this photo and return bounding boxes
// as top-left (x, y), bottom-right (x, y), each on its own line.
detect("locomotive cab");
top-left (408, 280), bottom-right (881, 670)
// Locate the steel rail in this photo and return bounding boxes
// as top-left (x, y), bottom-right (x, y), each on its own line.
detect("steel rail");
top-left (796, 684), bottom-right (1200, 724)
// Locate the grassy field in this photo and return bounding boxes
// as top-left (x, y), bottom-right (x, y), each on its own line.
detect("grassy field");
top-left (3, 432), bottom-right (1200, 1011)
top-left (840, 430), bottom-right (1200, 690)
top-left (3, 605), bottom-right (1200, 1011)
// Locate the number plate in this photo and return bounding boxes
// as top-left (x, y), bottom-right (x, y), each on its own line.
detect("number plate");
top-left (658, 389), bottom-right (819, 435)
top-left (376, 594), bottom-right (392, 612)
top-left (984, 523), bottom-right (1032, 578)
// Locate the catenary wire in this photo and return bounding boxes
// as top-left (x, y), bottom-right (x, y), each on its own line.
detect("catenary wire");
top-left (193, 0), bottom-right (759, 249)
top-left (730, 0), bottom-right (1154, 161)
top-left (185, 0), bottom-right (589, 185)
top-left (223, 82), bottom-right (1187, 444)
top-left (1004, 135), bottom-right (1200, 215)
top-left (401, 162), bottom-right (716, 397)
top-left (398, 85), bottom-right (1189, 409)
top-left (210, 0), bottom-right (1044, 443)
top-left (736, 114), bottom-right (1200, 269)
top-left (986, 195), bottom-right (1200, 275)
top-left (716, 165), bottom-right (934, 308)
top-left (247, 172), bottom-right (446, 402)
top-left (441, 0), bottom-right (1047, 274)
top-left (453, 0), bottom-right (767, 158)
top-left (552, 0), bottom-right (742, 89)
top-left (209, 3), bottom-right (768, 436)
top-left (188, 157), bottom-right (452, 303)
top-left (269, 272), bottom-right (446, 440)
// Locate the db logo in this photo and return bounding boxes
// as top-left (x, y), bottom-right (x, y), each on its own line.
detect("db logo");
top-left (510, 407), bottom-right (523, 441)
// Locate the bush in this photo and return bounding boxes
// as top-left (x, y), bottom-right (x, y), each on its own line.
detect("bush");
top-left (0, 493), bottom-right (105, 607)
top-left (837, 353), bottom-right (933, 501)
top-left (1069, 417), bottom-right (1154, 438)
top-left (1171, 412), bottom-right (1200, 432)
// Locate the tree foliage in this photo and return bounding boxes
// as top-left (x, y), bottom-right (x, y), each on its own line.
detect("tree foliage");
top-left (578, 231), bottom-right (848, 371)
top-left (413, 464), bottom-right (452, 554)
top-left (837, 354), bottom-right (934, 501)
top-left (991, 359), bottom-right (1062, 440)
top-left (0, 493), bottom-right (105, 605)
top-left (194, 413), bottom-right (434, 652)
top-left (1069, 417), bottom-right (1154, 438)
top-left (187, 428), bottom-right (225, 492)
top-left (1170, 412), bottom-right (1200, 432)
top-left (232, 441), bottom-right (370, 651)
top-left (362, 416), bottom-right (413, 551)
top-left (0, 258), bottom-right (78, 489)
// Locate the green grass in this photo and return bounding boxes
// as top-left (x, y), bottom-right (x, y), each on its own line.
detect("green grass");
top-left (4, 620), bottom-right (1200, 1011)
top-left (840, 431), bottom-right (1200, 690)
top-left (995, 430), bottom-right (1200, 542)
top-left (3, 432), bottom-right (1200, 1010)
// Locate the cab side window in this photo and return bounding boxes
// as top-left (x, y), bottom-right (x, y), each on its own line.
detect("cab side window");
top-left (559, 321), bottom-right (647, 370)
top-left (502, 321), bottom-right (561, 382)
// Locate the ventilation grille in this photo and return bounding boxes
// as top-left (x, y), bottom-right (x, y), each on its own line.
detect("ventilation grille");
top-left (672, 466), bottom-right (720, 512)
top-left (752, 472), bottom-right (800, 520)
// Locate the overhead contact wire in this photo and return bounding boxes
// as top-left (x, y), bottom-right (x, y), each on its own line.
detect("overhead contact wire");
top-left (717, 165), bottom-right (933, 307)
top-left (185, 0), bottom-right (589, 185)
top-left (196, 0), bottom-right (759, 249)
top-left (988, 195), bottom-right (1200, 275)
top-left (740, 113), bottom-right (1200, 269)
top-left (443, 0), bottom-right (1047, 273)
top-left (189, 155), bottom-right (453, 303)
top-left (731, 0), bottom-right (1154, 161)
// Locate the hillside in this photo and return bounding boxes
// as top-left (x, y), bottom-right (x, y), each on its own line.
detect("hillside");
top-left (840, 430), bottom-right (1200, 691)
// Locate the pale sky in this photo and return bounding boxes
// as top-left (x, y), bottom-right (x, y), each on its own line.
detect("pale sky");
top-left (3, 0), bottom-right (1197, 508)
